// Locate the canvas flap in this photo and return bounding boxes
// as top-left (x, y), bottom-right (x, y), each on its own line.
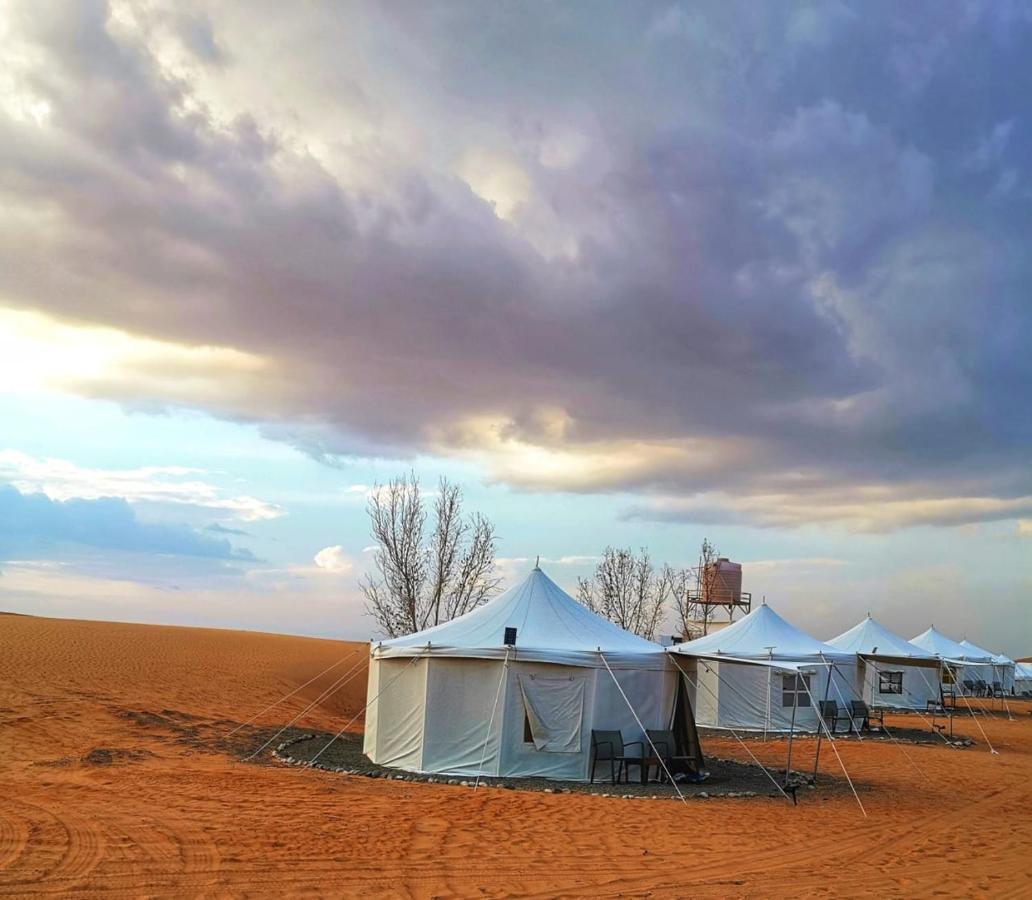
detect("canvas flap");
top-left (518, 674), bottom-right (585, 753)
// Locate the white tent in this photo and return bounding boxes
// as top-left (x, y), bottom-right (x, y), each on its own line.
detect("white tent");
top-left (992, 653), bottom-right (1016, 694)
top-left (910, 627), bottom-right (971, 694)
top-left (363, 566), bottom-right (690, 780)
top-left (826, 616), bottom-right (941, 711)
top-left (1014, 662), bottom-right (1032, 696)
top-left (667, 602), bottom-right (859, 733)
top-left (957, 638), bottom-right (996, 693)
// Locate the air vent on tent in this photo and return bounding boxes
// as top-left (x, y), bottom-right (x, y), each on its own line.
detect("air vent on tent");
top-left (503, 627), bottom-right (517, 646)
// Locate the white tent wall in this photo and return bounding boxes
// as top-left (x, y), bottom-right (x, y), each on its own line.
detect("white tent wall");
top-left (686, 659), bottom-right (860, 733)
top-left (365, 652), bottom-right (681, 781)
top-left (497, 659), bottom-right (677, 781)
top-left (422, 657), bottom-right (506, 776)
top-left (959, 663), bottom-right (994, 694)
top-left (1015, 664), bottom-right (1032, 695)
top-left (497, 660), bottom-right (595, 780)
top-left (363, 656), bottom-right (429, 770)
top-left (588, 665), bottom-right (678, 772)
top-left (361, 652), bottom-right (380, 760)
top-left (998, 663), bottom-right (1016, 693)
top-left (859, 659), bottom-right (939, 711)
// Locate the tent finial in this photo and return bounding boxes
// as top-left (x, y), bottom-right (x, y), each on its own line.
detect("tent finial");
top-left (534, 555), bottom-right (540, 570)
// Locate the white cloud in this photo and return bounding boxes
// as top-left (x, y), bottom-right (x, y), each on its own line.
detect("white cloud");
top-left (744, 557), bottom-right (848, 573)
top-left (0, 449), bottom-right (282, 521)
top-left (313, 544), bottom-right (353, 573)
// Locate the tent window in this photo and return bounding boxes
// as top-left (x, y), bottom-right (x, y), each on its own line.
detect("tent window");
top-left (878, 671), bottom-right (903, 694)
top-left (781, 673), bottom-right (812, 708)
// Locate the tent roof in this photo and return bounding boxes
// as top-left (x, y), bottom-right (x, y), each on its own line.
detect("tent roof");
top-left (827, 615), bottom-right (938, 665)
top-left (956, 638), bottom-right (997, 664)
top-left (991, 653), bottom-right (1015, 666)
top-left (372, 566), bottom-right (667, 669)
top-left (666, 602), bottom-right (854, 664)
top-left (909, 626), bottom-right (969, 662)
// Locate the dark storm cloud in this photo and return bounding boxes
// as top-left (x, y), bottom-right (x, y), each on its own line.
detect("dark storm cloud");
top-left (1, 0), bottom-right (1030, 528)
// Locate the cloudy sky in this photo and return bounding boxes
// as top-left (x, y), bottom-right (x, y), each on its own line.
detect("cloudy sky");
top-left (1, 1), bottom-right (1029, 653)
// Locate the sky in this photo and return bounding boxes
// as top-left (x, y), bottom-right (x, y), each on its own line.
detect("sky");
top-left (0, 1), bottom-right (1029, 654)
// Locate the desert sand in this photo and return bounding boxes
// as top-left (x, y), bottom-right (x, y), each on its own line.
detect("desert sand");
top-left (1, 613), bottom-right (1030, 898)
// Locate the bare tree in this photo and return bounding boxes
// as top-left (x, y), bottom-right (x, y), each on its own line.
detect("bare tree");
top-left (667, 563), bottom-right (695, 641)
top-left (669, 538), bottom-right (720, 640)
top-left (361, 473), bottom-right (501, 637)
top-left (576, 547), bottom-right (670, 640)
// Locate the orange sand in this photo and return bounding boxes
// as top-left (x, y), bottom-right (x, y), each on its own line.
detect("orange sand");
top-left (2, 613), bottom-right (1031, 898)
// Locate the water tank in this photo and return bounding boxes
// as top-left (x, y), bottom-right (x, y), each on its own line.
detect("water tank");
top-left (704, 558), bottom-right (742, 605)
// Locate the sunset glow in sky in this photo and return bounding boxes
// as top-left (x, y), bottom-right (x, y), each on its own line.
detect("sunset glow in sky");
top-left (1, 1), bottom-right (1029, 653)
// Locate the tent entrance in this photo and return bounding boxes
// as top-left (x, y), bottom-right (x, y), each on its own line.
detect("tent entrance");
top-left (517, 674), bottom-right (586, 753)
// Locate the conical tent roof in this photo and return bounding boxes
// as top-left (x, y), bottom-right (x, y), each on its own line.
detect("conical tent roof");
top-left (992, 652), bottom-right (1015, 666)
top-left (957, 638), bottom-right (996, 663)
top-left (827, 615), bottom-right (938, 665)
top-left (373, 566), bottom-right (666, 668)
top-left (909, 626), bottom-right (968, 662)
top-left (667, 602), bottom-right (853, 664)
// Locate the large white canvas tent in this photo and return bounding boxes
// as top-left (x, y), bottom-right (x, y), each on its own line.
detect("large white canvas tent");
top-left (363, 566), bottom-right (697, 781)
top-left (667, 602), bottom-right (859, 733)
top-left (910, 627), bottom-right (970, 693)
top-left (826, 616), bottom-right (941, 711)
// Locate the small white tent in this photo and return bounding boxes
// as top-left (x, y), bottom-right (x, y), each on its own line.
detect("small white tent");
top-left (1014, 662), bottom-right (1032, 696)
top-left (827, 616), bottom-right (941, 711)
top-left (955, 638), bottom-right (1016, 695)
top-left (667, 602), bottom-right (859, 733)
top-left (910, 627), bottom-right (970, 694)
top-left (363, 566), bottom-right (695, 781)
top-left (956, 638), bottom-right (996, 694)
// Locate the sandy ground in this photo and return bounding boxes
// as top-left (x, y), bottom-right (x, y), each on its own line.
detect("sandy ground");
top-left (1, 614), bottom-right (1030, 898)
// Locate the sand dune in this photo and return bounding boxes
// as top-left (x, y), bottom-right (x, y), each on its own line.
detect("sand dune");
top-left (2, 614), bottom-right (1031, 897)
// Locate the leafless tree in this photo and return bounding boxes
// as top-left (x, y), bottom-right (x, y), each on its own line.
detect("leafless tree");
top-left (361, 473), bottom-right (501, 637)
top-left (576, 547), bottom-right (670, 640)
top-left (669, 538), bottom-right (720, 640)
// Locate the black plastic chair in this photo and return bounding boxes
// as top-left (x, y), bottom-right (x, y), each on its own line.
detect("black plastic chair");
top-left (590, 730), bottom-right (644, 785)
top-left (817, 700), bottom-right (840, 734)
top-left (848, 700), bottom-right (883, 732)
top-left (644, 729), bottom-right (702, 783)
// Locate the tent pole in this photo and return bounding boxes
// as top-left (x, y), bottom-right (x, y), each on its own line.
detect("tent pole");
top-left (783, 676), bottom-right (798, 788)
top-left (764, 667), bottom-right (770, 742)
top-left (943, 661), bottom-right (998, 755)
top-left (812, 663), bottom-right (834, 783)
top-left (678, 659), bottom-right (793, 804)
top-left (798, 677), bottom-right (867, 818)
top-left (598, 650), bottom-right (687, 804)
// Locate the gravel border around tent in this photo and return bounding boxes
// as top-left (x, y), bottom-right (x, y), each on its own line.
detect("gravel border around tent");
top-left (267, 731), bottom-right (849, 801)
